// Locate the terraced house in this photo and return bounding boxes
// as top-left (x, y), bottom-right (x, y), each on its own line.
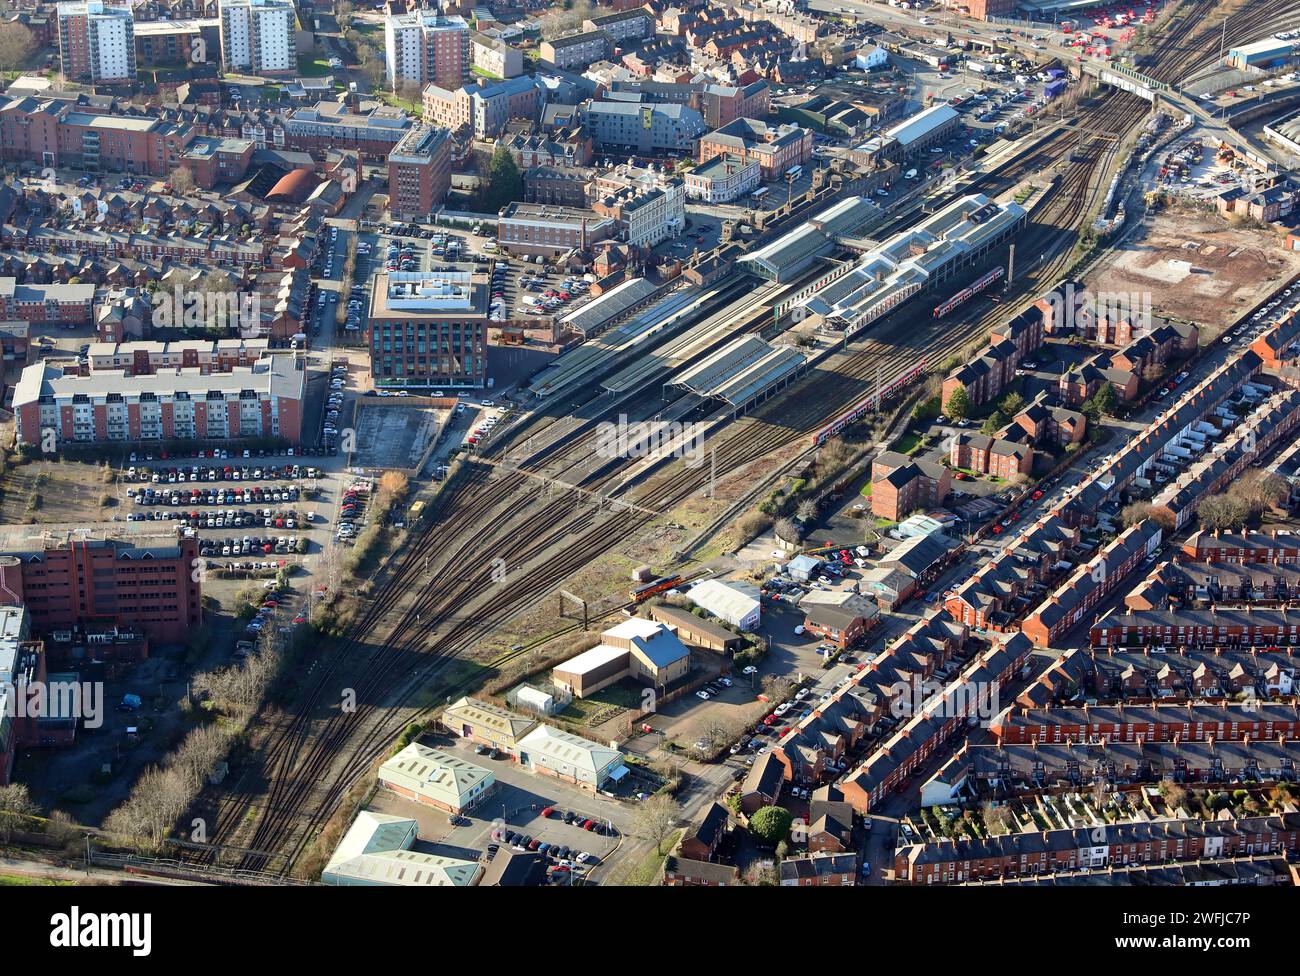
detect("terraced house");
top-left (989, 701), bottom-right (1300, 745)
top-left (1020, 520), bottom-right (1162, 647)
top-left (895, 813), bottom-right (1300, 884)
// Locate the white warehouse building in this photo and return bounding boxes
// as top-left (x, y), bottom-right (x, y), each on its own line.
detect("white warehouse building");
top-left (686, 578), bottom-right (762, 630)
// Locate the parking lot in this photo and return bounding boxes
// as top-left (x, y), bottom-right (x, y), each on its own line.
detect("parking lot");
top-left (118, 443), bottom-right (359, 618)
top-left (369, 731), bottom-right (632, 885)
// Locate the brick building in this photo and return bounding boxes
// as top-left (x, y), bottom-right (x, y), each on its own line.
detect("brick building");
top-left (870, 450), bottom-right (951, 522)
top-left (13, 354), bottom-right (305, 447)
top-left (387, 125), bottom-right (452, 220)
top-left (0, 534), bottom-right (201, 644)
top-left (896, 813), bottom-right (1300, 884)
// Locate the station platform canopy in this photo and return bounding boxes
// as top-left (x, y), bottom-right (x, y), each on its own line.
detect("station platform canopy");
top-left (560, 277), bottom-right (661, 337)
top-left (667, 335), bottom-right (807, 411)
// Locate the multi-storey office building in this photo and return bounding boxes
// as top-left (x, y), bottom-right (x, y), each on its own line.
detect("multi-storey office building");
top-left (366, 272), bottom-right (487, 389)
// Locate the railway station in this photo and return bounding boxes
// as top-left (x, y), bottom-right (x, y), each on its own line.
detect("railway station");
top-left (558, 277), bottom-right (664, 338)
top-left (737, 196), bottom-right (882, 283)
top-left (527, 281), bottom-right (739, 399)
top-left (665, 335), bottom-right (808, 417)
top-left (791, 193), bottom-right (1028, 338)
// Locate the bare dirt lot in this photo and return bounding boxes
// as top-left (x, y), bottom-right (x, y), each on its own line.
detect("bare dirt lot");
top-left (1089, 209), bottom-right (1300, 337)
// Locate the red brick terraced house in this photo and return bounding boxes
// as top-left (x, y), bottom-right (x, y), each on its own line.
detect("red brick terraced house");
top-left (989, 701), bottom-right (1300, 745)
top-left (895, 813), bottom-right (1300, 884)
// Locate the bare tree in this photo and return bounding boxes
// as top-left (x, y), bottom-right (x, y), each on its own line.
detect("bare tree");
top-left (45, 809), bottom-right (80, 848)
top-left (1196, 494), bottom-right (1248, 532)
top-left (538, 0), bottom-right (596, 39)
top-left (634, 792), bottom-right (680, 855)
top-left (981, 801), bottom-right (1013, 836)
top-left (773, 516), bottom-right (801, 544)
top-left (795, 498), bottom-right (818, 522)
top-left (0, 22), bottom-right (36, 74)
top-left (0, 783), bottom-right (40, 841)
top-left (168, 165), bottom-right (196, 196)
top-left (1158, 778), bottom-right (1187, 814)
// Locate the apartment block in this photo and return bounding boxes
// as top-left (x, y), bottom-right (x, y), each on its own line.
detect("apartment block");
top-left (0, 280), bottom-right (94, 326)
top-left (582, 99), bottom-right (708, 155)
top-left (57, 1), bottom-right (136, 84)
top-left (0, 534), bottom-right (202, 644)
top-left (86, 338), bottom-right (271, 376)
top-left (583, 9), bottom-right (654, 44)
top-left (219, 0), bottom-right (296, 77)
top-left (387, 125), bottom-right (452, 220)
top-left (540, 30), bottom-right (612, 71)
top-left (13, 355), bottom-right (305, 447)
top-left (870, 451), bottom-right (950, 522)
top-left (384, 10), bottom-right (469, 89)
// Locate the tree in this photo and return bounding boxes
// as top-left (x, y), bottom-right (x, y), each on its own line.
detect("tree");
top-left (981, 801), bottom-right (1014, 836)
top-left (795, 498), bottom-right (818, 523)
top-left (980, 409), bottom-right (1007, 436)
top-left (999, 391), bottom-right (1025, 416)
top-left (773, 516), bottom-right (801, 545)
top-left (1197, 494), bottom-right (1248, 532)
top-left (376, 470), bottom-right (410, 515)
top-left (743, 861), bottom-right (779, 886)
top-left (1121, 501), bottom-right (1175, 533)
top-left (168, 165), bottom-right (195, 195)
top-left (634, 793), bottom-right (680, 855)
top-left (0, 783), bottom-right (39, 842)
top-left (481, 145), bottom-right (523, 213)
top-left (748, 805), bottom-right (794, 846)
top-left (1142, 362), bottom-right (1168, 386)
top-left (1233, 470), bottom-right (1288, 517)
top-left (945, 384), bottom-right (971, 421)
top-left (0, 22), bottom-right (36, 74)
top-left (1085, 383), bottom-right (1118, 420)
top-left (913, 395), bottom-right (941, 421)
top-left (1158, 778), bottom-right (1187, 814)
top-left (538, 0), bottom-right (596, 39)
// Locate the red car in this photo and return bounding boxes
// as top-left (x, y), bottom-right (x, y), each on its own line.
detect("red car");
top-left (991, 524), bottom-right (1003, 534)
top-left (1031, 490), bottom-right (1044, 500)
top-left (763, 715), bottom-right (776, 725)
top-left (541, 806), bottom-right (555, 817)
top-left (583, 820), bottom-right (596, 831)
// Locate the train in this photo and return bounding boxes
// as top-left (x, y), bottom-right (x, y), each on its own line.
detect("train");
top-left (811, 361), bottom-right (927, 447)
top-left (629, 575), bottom-right (684, 603)
top-left (933, 267), bottom-right (1005, 318)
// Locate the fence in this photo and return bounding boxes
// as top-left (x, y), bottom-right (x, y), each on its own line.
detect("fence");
top-left (88, 851), bottom-right (319, 886)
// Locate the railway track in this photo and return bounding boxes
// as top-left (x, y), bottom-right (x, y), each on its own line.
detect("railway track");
top-left (201, 112), bottom-right (1132, 873)
top-left (191, 7), bottom-right (1274, 874)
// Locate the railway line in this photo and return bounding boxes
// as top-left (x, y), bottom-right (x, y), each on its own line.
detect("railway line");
top-left (200, 113), bottom-right (1131, 873)
top-left (192, 3), bottom-right (1289, 874)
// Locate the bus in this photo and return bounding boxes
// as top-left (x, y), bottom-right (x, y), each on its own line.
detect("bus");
top-left (751, 186), bottom-right (770, 201)
top-left (785, 165), bottom-right (803, 180)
